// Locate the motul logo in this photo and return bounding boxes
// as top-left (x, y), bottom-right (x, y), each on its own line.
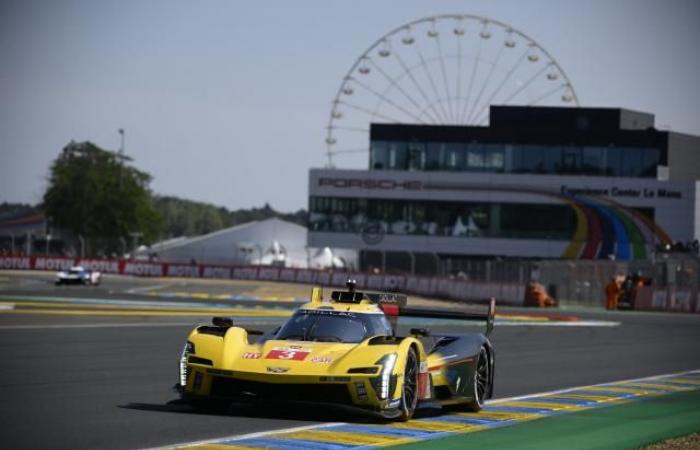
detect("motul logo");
top-left (34, 258), bottom-right (75, 270)
top-left (0, 257), bottom-right (30, 270)
top-left (318, 177), bottom-right (421, 190)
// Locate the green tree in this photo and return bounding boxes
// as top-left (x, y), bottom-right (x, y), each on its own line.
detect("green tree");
top-left (43, 141), bottom-right (162, 252)
top-left (152, 196), bottom-right (308, 238)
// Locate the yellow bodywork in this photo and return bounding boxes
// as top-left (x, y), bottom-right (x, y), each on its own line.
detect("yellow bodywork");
top-left (180, 287), bottom-right (458, 415)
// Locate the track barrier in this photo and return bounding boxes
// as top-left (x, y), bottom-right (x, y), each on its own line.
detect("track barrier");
top-left (2, 255), bottom-right (698, 313)
top-left (0, 255), bottom-right (526, 306)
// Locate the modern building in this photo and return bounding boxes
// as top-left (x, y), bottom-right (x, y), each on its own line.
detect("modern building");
top-left (308, 106), bottom-right (700, 274)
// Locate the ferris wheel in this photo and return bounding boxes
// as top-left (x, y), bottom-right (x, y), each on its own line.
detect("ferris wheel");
top-left (325, 14), bottom-right (580, 167)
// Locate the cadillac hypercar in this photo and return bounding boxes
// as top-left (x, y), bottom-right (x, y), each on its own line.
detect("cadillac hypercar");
top-left (175, 281), bottom-right (495, 420)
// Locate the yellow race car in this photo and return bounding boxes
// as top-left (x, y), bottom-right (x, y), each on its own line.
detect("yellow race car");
top-left (175, 281), bottom-right (495, 420)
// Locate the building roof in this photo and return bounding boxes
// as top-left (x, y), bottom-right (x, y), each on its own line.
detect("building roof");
top-left (149, 217), bottom-right (304, 252)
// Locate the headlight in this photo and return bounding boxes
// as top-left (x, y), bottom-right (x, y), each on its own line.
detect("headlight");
top-left (372, 353), bottom-right (397, 400)
top-left (179, 341), bottom-right (195, 387)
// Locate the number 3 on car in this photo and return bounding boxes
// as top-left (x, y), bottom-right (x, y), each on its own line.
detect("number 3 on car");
top-left (266, 349), bottom-right (309, 360)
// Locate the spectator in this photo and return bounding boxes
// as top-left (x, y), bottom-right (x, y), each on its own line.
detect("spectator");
top-left (605, 276), bottom-right (620, 310)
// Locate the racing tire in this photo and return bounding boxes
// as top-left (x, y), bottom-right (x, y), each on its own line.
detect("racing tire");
top-left (398, 347), bottom-right (419, 421)
top-left (464, 346), bottom-right (490, 412)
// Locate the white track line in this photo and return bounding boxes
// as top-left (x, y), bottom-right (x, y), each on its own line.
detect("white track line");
top-left (0, 294), bottom-right (264, 310)
top-left (495, 320), bottom-right (620, 327)
top-left (0, 322), bottom-right (197, 330)
top-left (141, 368), bottom-right (700, 450)
top-left (0, 319), bottom-right (279, 330)
top-left (402, 318), bottom-right (620, 328)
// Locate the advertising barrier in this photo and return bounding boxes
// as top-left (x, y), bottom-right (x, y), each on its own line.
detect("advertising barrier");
top-left (3, 255), bottom-right (697, 312)
top-left (630, 286), bottom-right (699, 313)
top-left (0, 255), bottom-right (529, 305)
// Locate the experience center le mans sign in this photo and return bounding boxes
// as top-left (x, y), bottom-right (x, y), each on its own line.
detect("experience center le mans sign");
top-left (316, 177), bottom-right (684, 200)
top-left (559, 185), bottom-right (682, 199)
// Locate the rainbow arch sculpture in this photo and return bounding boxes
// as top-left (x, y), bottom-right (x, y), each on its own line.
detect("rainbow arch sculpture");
top-left (561, 195), bottom-right (671, 260)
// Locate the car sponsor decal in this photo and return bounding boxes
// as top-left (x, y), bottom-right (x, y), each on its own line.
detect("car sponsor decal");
top-left (297, 309), bottom-right (357, 317)
top-left (266, 347), bottom-right (310, 361)
top-left (310, 356), bottom-right (334, 363)
top-left (242, 352), bottom-right (261, 359)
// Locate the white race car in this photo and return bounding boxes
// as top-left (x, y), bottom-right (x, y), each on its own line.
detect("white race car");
top-left (55, 266), bottom-right (101, 286)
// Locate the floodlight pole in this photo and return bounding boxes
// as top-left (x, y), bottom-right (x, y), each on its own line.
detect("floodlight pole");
top-left (119, 128), bottom-right (125, 156)
top-left (118, 128), bottom-right (125, 189)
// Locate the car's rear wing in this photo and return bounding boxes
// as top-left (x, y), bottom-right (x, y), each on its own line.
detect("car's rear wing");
top-left (388, 299), bottom-right (496, 336)
top-left (323, 280), bottom-right (495, 336)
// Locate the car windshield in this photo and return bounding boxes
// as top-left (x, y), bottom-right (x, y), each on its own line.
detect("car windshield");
top-left (276, 309), bottom-right (392, 343)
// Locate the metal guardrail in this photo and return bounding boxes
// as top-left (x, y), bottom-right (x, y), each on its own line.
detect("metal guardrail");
top-left (443, 253), bottom-right (699, 306)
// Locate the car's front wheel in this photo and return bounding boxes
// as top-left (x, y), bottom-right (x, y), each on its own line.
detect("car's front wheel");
top-left (398, 347), bottom-right (419, 421)
top-left (464, 346), bottom-right (490, 412)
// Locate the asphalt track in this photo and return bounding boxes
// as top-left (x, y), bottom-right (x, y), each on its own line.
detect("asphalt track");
top-left (1, 271), bottom-right (699, 450)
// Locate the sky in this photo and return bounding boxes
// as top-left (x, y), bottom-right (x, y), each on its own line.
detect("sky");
top-left (1, 0), bottom-right (699, 212)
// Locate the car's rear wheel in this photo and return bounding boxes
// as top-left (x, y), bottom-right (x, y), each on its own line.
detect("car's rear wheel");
top-left (465, 346), bottom-right (490, 412)
top-left (398, 347), bottom-right (418, 421)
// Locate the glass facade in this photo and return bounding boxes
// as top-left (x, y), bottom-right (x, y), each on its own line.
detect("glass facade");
top-left (309, 197), bottom-right (577, 240)
top-left (370, 141), bottom-right (660, 178)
